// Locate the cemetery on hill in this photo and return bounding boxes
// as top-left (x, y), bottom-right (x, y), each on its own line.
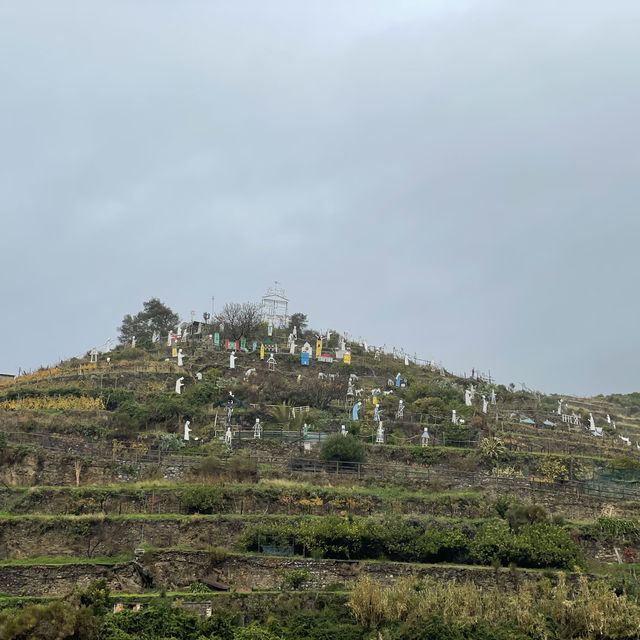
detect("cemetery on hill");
top-left (2, 292), bottom-right (640, 639)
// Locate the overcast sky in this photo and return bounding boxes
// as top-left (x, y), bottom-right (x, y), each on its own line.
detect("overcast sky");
top-left (1, 1), bottom-right (638, 397)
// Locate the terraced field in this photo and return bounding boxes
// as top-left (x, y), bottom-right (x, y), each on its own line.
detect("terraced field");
top-left (2, 336), bottom-right (640, 638)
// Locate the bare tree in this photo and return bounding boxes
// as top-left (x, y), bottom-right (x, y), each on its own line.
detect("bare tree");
top-left (215, 302), bottom-right (262, 339)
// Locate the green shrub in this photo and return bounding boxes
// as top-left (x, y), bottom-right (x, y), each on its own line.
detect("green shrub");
top-left (181, 485), bottom-right (224, 513)
top-left (320, 434), bottom-right (366, 463)
top-left (469, 521), bottom-right (580, 569)
top-left (504, 503), bottom-right (548, 531)
top-left (195, 455), bottom-right (224, 480)
top-left (280, 569), bottom-right (310, 590)
top-left (411, 529), bottom-right (469, 563)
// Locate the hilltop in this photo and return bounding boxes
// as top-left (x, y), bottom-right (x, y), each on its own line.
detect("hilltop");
top-left (1, 302), bottom-right (640, 639)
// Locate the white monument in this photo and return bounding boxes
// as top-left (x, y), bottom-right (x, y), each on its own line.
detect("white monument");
top-left (464, 388), bottom-right (472, 407)
top-left (177, 349), bottom-right (184, 367)
top-left (175, 377), bottom-right (184, 394)
top-left (225, 426), bottom-right (232, 447)
top-left (490, 390), bottom-right (496, 405)
top-left (421, 427), bottom-right (430, 447)
top-left (253, 418), bottom-right (262, 439)
top-left (451, 409), bottom-right (458, 425)
top-left (183, 420), bottom-right (191, 441)
top-left (340, 424), bottom-right (348, 437)
top-left (557, 399), bottom-right (563, 415)
top-left (267, 354), bottom-right (276, 371)
top-left (396, 400), bottom-right (404, 419)
top-left (375, 422), bottom-right (384, 444)
top-left (229, 352), bottom-right (236, 369)
top-left (90, 348), bottom-right (98, 363)
top-left (482, 395), bottom-right (488, 414)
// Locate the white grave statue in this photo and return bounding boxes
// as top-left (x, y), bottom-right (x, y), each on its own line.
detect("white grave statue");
top-left (451, 410), bottom-right (458, 425)
top-left (268, 323), bottom-right (273, 337)
top-left (482, 395), bottom-right (488, 414)
top-left (225, 426), bottom-right (232, 447)
top-left (253, 418), bottom-right (262, 439)
top-left (347, 381), bottom-right (354, 396)
top-left (464, 388), bottom-right (472, 407)
top-left (421, 427), bottom-right (430, 446)
top-left (177, 349), bottom-right (184, 367)
top-left (557, 399), bottom-right (563, 415)
top-left (267, 354), bottom-right (276, 371)
top-left (469, 384), bottom-right (475, 399)
top-left (196, 372), bottom-right (203, 380)
top-left (229, 352), bottom-right (236, 369)
top-left (376, 422), bottom-right (384, 444)
top-left (131, 336), bottom-right (136, 348)
top-left (612, 420), bottom-right (616, 429)
top-left (490, 390), bottom-right (496, 405)
top-left (167, 333), bottom-right (172, 346)
top-left (152, 330), bottom-right (160, 343)
top-left (589, 413), bottom-right (596, 431)
top-left (289, 341), bottom-right (295, 355)
top-left (183, 420), bottom-right (191, 441)
top-left (373, 404), bottom-right (380, 422)
top-left (175, 377), bottom-right (184, 394)
top-left (90, 348), bottom-right (98, 363)
top-left (293, 325), bottom-right (297, 339)
top-left (607, 414), bottom-right (611, 424)
top-left (396, 400), bottom-right (404, 419)
top-left (404, 355), bottom-right (409, 366)
top-left (340, 424), bottom-right (348, 437)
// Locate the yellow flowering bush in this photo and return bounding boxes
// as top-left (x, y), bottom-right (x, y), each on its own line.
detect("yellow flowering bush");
top-left (0, 396), bottom-right (105, 411)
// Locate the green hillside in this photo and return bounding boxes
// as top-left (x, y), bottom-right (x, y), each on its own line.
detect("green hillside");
top-left (1, 302), bottom-right (640, 639)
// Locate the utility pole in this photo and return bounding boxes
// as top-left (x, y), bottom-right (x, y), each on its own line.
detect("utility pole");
top-left (211, 296), bottom-right (215, 319)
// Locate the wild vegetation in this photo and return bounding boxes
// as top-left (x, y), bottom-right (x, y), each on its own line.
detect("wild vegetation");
top-left (2, 299), bottom-right (640, 638)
